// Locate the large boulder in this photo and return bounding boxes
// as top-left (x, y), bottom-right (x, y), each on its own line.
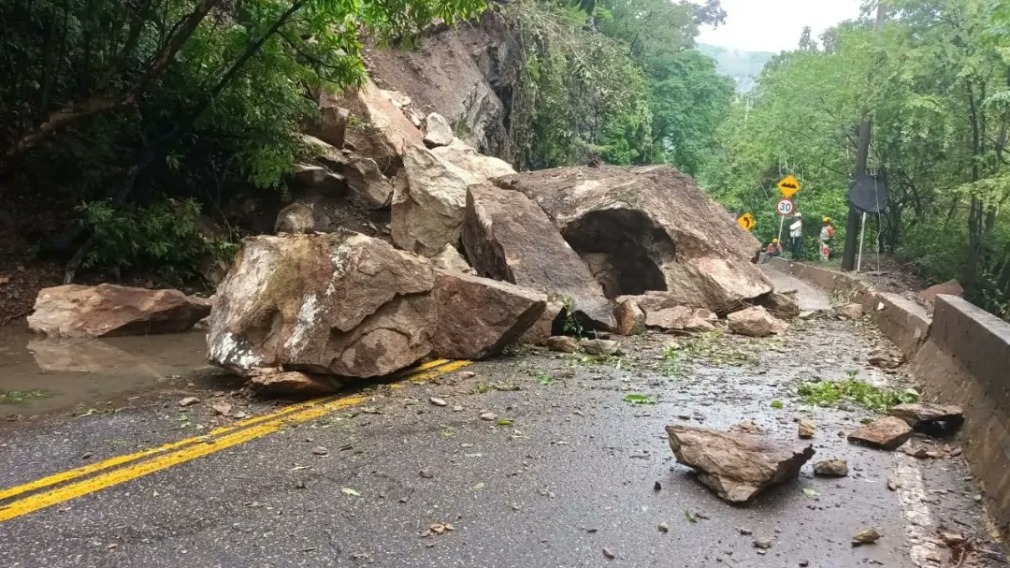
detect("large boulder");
top-left (666, 425), bottom-right (815, 503)
top-left (424, 113), bottom-right (455, 148)
top-left (496, 166), bottom-right (772, 313)
top-left (27, 284), bottom-right (210, 338)
top-left (391, 143), bottom-right (516, 256)
top-left (727, 306), bottom-right (788, 337)
top-left (301, 135), bottom-right (393, 210)
top-left (462, 183), bottom-right (614, 330)
top-left (432, 270), bottom-right (546, 359)
top-left (431, 244), bottom-right (472, 273)
top-left (889, 403), bottom-right (964, 436)
top-left (645, 306), bottom-right (715, 333)
top-left (613, 298), bottom-right (646, 336)
top-left (322, 77), bottom-right (424, 175)
top-left (208, 232), bottom-right (435, 379)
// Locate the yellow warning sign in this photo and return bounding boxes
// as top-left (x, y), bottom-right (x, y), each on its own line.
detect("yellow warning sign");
top-left (777, 175), bottom-right (801, 198)
top-left (737, 212), bottom-right (756, 232)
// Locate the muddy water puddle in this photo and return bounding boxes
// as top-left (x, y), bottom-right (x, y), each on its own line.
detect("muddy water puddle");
top-left (0, 323), bottom-right (210, 418)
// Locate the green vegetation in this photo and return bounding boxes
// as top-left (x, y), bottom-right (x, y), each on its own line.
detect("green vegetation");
top-left (622, 393), bottom-right (657, 405)
top-left (798, 373), bottom-right (919, 413)
top-left (701, 0), bottom-right (1010, 318)
top-left (0, 0), bottom-right (484, 280)
top-left (0, 389), bottom-right (53, 404)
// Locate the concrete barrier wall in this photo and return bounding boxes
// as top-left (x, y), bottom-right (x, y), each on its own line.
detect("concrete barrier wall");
top-left (910, 295), bottom-right (1010, 536)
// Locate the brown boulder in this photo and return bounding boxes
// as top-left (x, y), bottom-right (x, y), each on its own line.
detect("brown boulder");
top-left (249, 370), bottom-right (344, 396)
top-left (835, 303), bottom-right (864, 320)
top-left (645, 306), bottom-right (715, 333)
top-left (546, 336), bottom-right (579, 353)
top-left (301, 135), bottom-right (393, 210)
top-left (868, 348), bottom-right (904, 370)
top-left (916, 280), bottom-right (963, 311)
top-left (521, 300), bottom-right (564, 345)
top-left (813, 459), bottom-right (849, 477)
top-left (208, 232), bottom-right (435, 379)
top-left (27, 284), bottom-right (210, 338)
top-left (666, 425), bottom-right (815, 503)
top-left (613, 299), bottom-right (646, 336)
top-left (797, 419), bottom-right (816, 439)
top-left (462, 183), bottom-right (614, 330)
top-left (496, 165), bottom-right (772, 312)
top-left (423, 112), bottom-right (455, 148)
top-left (432, 270), bottom-right (546, 360)
top-left (760, 292), bottom-right (801, 320)
top-left (431, 244), bottom-right (472, 273)
top-left (727, 306), bottom-right (788, 337)
top-left (889, 403), bottom-right (964, 436)
top-left (847, 416), bottom-right (912, 450)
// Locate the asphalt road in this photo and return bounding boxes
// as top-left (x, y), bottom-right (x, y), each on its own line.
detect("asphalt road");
top-left (0, 274), bottom-right (1002, 568)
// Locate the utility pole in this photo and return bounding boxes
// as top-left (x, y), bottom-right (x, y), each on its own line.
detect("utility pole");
top-left (841, 2), bottom-right (886, 271)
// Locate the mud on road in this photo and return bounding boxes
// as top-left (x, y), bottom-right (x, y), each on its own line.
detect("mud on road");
top-left (0, 307), bottom-right (1004, 567)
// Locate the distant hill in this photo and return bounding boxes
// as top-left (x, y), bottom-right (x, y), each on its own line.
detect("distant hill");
top-left (697, 44), bottom-right (775, 93)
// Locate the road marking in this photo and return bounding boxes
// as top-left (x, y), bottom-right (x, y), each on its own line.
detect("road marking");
top-left (0, 359), bottom-right (468, 522)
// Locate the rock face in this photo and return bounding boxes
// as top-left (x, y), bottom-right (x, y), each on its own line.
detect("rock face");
top-left (462, 183), bottom-right (614, 330)
top-left (424, 113), bottom-right (455, 148)
top-left (614, 299), bottom-right (646, 336)
top-left (431, 270), bottom-right (546, 360)
top-left (847, 416), bottom-right (913, 450)
top-left (27, 284), bottom-right (210, 338)
top-left (431, 244), bottom-right (471, 273)
top-left (431, 139), bottom-right (515, 181)
top-left (889, 403), bottom-right (964, 436)
top-left (208, 232), bottom-right (435, 379)
top-left (666, 425), bottom-right (815, 503)
top-left (496, 165), bottom-right (772, 313)
top-left (727, 306), bottom-right (788, 337)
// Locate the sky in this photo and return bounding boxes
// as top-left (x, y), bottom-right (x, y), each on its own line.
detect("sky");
top-left (695, 0), bottom-right (864, 53)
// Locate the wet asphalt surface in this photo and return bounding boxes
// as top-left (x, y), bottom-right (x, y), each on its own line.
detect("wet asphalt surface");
top-left (0, 274), bottom-right (1005, 568)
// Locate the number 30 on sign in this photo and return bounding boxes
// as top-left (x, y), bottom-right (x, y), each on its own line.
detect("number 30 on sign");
top-left (776, 198), bottom-right (795, 216)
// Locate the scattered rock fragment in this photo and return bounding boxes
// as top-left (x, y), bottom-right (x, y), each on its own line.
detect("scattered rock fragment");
top-left (211, 402), bottom-right (233, 417)
top-left (753, 537), bottom-right (773, 550)
top-left (249, 370), bottom-right (343, 396)
top-left (868, 348), bottom-right (905, 369)
top-left (312, 446), bottom-right (329, 456)
top-left (613, 299), bottom-right (646, 336)
top-left (602, 548), bottom-right (616, 560)
top-left (546, 336), bottom-right (579, 353)
top-left (658, 522), bottom-right (669, 533)
top-left (732, 421), bottom-right (766, 435)
top-left (939, 531), bottom-right (966, 547)
top-left (797, 419), bottom-right (816, 439)
top-left (852, 528), bottom-right (881, 546)
top-left (665, 425), bottom-right (815, 503)
top-left (423, 112), bottom-right (454, 148)
top-left (834, 303), bottom-right (864, 320)
top-left (645, 306), bottom-right (715, 333)
top-left (479, 412), bottom-right (497, 421)
top-left (579, 339), bottom-right (620, 356)
top-left (813, 459), bottom-right (849, 477)
top-left (847, 416), bottom-right (912, 450)
top-left (760, 292), bottom-right (801, 320)
top-left (888, 403), bottom-right (964, 436)
top-left (429, 397), bottom-right (448, 407)
top-left (727, 306), bottom-right (788, 337)
top-left (178, 397), bottom-right (200, 407)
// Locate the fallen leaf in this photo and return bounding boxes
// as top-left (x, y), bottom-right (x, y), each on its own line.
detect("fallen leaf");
top-left (496, 418), bottom-right (514, 426)
top-left (341, 487), bottom-right (361, 497)
top-left (802, 488), bottom-right (820, 499)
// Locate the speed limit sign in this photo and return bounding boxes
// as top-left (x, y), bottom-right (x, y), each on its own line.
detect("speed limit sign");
top-left (776, 198), bottom-right (795, 217)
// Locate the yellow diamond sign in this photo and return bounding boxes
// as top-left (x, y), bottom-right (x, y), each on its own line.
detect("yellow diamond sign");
top-left (737, 212), bottom-right (756, 232)
top-left (778, 175), bottom-right (801, 198)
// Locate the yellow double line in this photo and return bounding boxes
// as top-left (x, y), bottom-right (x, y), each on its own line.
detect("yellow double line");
top-left (0, 359), bottom-right (470, 524)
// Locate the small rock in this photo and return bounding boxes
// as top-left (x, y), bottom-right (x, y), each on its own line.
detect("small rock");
top-left (848, 416), bottom-right (913, 450)
top-left (178, 397), bottom-right (200, 407)
top-left (737, 527), bottom-right (753, 536)
top-left (939, 531), bottom-right (965, 546)
top-left (311, 446), bottom-right (329, 456)
top-left (452, 405), bottom-right (464, 412)
top-left (654, 481), bottom-right (662, 492)
top-left (732, 420), bottom-right (765, 434)
top-left (602, 548), bottom-right (616, 560)
top-left (835, 303), bottom-right (864, 320)
top-left (868, 348), bottom-right (904, 369)
top-left (658, 522), bottom-right (669, 533)
top-left (813, 459), bottom-right (849, 477)
top-left (458, 371), bottom-right (477, 379)
top-left (753, 538), bottom-right (773, 550)
top-left (852, 528), bottom-right (881, 546)
top-left (886, 475), bottom-right (901, 491)
top-left (888, 403), bottom-right (964, 436)
top-left (580, 339), bottom-right (620, 356)
top-left (419, 468), bottom-right (436, 479)
top-left (546, 336), bottom-right (579, 353)
top-left (429, 397), bottom-right (448, 407)
top-left (480, 412), bottom-right (497, 421)
top-left (797, 419), bottom-right (816, 439)
top-left (727, 306), bottom-right (788, 337)
top-left (211, 402), bottom-right (232, 416)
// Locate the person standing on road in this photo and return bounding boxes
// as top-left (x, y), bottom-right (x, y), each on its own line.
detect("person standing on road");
top-left (819, 216), bottom-right (836, 261)
top-left (789, 212), bottom-right (804, 260)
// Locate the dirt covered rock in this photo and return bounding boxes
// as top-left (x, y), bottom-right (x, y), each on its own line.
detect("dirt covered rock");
top-left (727, 306), bottom-right (788, 337)
top-left (847, 416), bottom-right (912, 450)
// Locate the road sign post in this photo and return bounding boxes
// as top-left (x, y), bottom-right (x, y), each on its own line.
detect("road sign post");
top-left (737, 212), bottom-right (756, 232)
top-left (777, 175), bottom-right (801, 198)
top-left (775, 198), bottom-right (795, 216)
